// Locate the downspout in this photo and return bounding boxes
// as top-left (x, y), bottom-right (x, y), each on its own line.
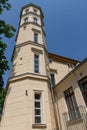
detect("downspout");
top-left (55, 92), bottom-right (62, 130)
top-left (49, 79), bottom-right (59, 130)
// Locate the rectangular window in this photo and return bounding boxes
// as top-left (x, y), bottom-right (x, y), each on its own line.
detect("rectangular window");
top-left (34, 93), bottom-right (42, 124)
top-left (34, 33), bottom-right (38, 43)
top-left (64, 87), bottom-right (80, 120)
top-left (50, 73), bottom-right (55, 86)
top-left (79, 76), bottom-right (87, 106)
top-left (34, 54), bottom-right (39, 73)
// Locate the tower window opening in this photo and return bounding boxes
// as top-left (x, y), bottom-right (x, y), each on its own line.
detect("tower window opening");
top-left (34, 93), bottom-right (42, 124)
top-left (33, 17), bottom-right (38, 23)
top-left (34, 33), bottom-right (38, 43)
top-left (33, 9), bottom-right (37, 14)
top-left (24, 17), bottom-right (28, 23)
top-left (50, 73), bottom-right (55, 87)
top-left (34, 54), bottom-right (39, 73)
top-left (25, 9), bottom-right (29, 14)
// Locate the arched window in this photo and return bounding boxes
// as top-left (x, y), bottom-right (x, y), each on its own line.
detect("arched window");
top-left (24, 17), bottom-right (28, 23)
top-left (33, 17), bottom-right (38, 23)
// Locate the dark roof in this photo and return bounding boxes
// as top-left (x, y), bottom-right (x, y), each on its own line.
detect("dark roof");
top-left (20, 3), bottom-right (44, 18)
top-left (54, 57), bottom-right (87, 89)
top-left (48, 52), bottom-right (80, 65)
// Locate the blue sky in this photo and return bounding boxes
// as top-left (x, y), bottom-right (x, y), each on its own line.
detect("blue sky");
top-left (2, 0), bottom-right (87, 86)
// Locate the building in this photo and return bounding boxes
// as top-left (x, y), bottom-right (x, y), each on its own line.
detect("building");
top-left (0, 3), bottom-right (87, 130)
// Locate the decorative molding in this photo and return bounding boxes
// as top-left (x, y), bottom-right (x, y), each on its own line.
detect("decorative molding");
top-left (31, 47), bottom-right (43, 54)
top-left (32, 28), bottom-right (41, 34)
top-left (50, 68), bottom-right (57, 74)
top-left (32, 124), bottom-right (47, 129)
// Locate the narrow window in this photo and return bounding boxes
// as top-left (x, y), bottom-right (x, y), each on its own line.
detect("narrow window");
top-left (33, 17), bottom-right (38, 23)
top-left (34, 33), bottom-right (38, 43)
top-left (64, 87), bottom-right (80, 120)
top-left (24, 17), bottom-right (28, 23)
top-left (79, 77), bottom-right (87, 106)
top-left (34, 54), bottom-right (39, 73)
top-left (33, 9), bottom-right (37, 14)
top-left (25, 9), bottom-right (29, 14)
top-left (50, 73), bottom-right (55, 86)
top-left (34, 93), bottom-right (42, 124)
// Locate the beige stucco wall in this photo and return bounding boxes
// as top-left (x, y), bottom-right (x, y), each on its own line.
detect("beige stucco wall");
top-left (16, 24), bottom-right (43, 45)
top-left (1, 78), bottom-right (56, 130)
top-left (10, 44), bottom-right (47, 77)
top-left (49, 60), bottom-right (74, 84)
top-left (54, 61), bottom-right (87, 130)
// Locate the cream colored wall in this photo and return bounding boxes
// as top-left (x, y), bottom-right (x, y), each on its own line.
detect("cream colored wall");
top-left (22, 7), bottom-right (40, 16)
top-left (49, 60), bottom-right (73, 84)
top-left (16, 24), bottom-right (43, 45)
top-left (20, 13), bottom-right (41, 26)
top-left (1, 78), bottom-right (56, 130)
top-left (54, 61), bottom-right (87, 130)
top-left (10, 44), bottom-right (47, 77)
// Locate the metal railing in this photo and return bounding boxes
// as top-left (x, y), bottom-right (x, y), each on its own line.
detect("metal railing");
top-left (63, 106), bottom-right (87, 130)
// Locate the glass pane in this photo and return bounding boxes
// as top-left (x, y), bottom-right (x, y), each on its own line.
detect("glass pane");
top-left (35, 109), bottom-right (41, 115)
top-left (35, 116), bottom-right (41, 124)
top-left (35, 102), bottom-right (40, 108)
top-left (35, 93), bottom-right (41, 100)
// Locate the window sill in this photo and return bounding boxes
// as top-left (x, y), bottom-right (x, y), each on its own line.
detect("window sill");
top-left (66, 117), bottom-right (83, 126)
top-left (32, 124), bottom-right (47, 129)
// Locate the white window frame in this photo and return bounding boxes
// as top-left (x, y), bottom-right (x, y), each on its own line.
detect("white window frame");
top-left (34, 92), bottom-right (42, 124)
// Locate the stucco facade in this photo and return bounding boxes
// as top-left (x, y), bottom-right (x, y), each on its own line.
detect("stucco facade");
top-left (0, 3), bottom-right (87, 130)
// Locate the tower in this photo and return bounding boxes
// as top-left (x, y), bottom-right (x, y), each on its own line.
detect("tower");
top-left (1, 3), bottom-right (56, 130)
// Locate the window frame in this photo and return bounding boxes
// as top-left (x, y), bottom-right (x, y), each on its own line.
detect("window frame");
top-left (24, 17), bottom-right (28, 23)
top-left (34, 92), bottom-right (42, 124)
top-left (79, 76), bottom-right (87, 106)
top-left (33, 17), bottom-right (38, 23)
top-left (64, 87), bottom-right (80, 120)
top-left (34, 54), bottom-right (39, 73)
top-left (50, 73), bottom-right (55, 87)
top-left (34, 33), bottom-right (38, 43)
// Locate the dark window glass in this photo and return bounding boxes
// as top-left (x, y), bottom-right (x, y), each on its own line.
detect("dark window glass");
top-left (79, 77), bottom-right (87, 106)
top-left (34, 55), bottom-right (39, 73)
top-left (24, 17), bottom-right (28, 23)
top-left (34, 93), bottom-right (41, 124)
top-left (64, 87), bottom-right (80, 120)
top-left (35, 109), bottom-right (41, 115)
top-left (34, 33), bottom-right (38, 43)
top-left (33, 17), bottom-right (37, 23)
top-left (25, 9), bottom-right (29, 14)
top-left (35, 102), bottom-right (40, 108)
top-left (35, 116), bottom-right (41, 124)
top-left (50, 73), bottom-right (55, 86)
top-left (33, 9), bottom-right (37, 14)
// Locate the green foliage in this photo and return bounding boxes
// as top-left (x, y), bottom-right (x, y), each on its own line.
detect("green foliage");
top-left (0, 0), bottom-right (16, 90)
top-left (0, 88), bottom-right (6, 113)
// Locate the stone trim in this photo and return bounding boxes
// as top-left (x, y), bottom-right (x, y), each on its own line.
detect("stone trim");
top-left (66, 118), bottom-right (83, 126)
top-left (32, 28), bottom-right (41, 34)
top-left (32, 124), bottom-right (47, 128)
top-left (50, 68), bottom-right (57, 74)
top-left (31, 47), bottom-right (43, 54)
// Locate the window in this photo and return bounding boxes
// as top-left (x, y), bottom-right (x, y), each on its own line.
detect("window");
top-left (33, 9), bottom-right (37, 14)
top-left (25, 9), bottom-right (29, 14)
top-left (34, 93), bottom-right (42, 124)
top-left (79, 76), bottom-right (87, 106)
top-left (67, 63), bottom-right (74, 68)
top-left (34, 33), bottom-right (38, 43)
top-left (50, 73), bottom-right (55, 86)
top-left (64, 87), bottom-right (80, 120)
top-left (33, 17), bottom-right (38, 23)
top-left (34, 54), bottom-right (39, 73)
top-left (24, 17), bottom-right (28, 23)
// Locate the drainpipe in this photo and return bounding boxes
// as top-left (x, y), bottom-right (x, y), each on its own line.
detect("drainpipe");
top-left (49, 78), bottom-right (59, 130)
top-left (55, 92), bottom-right (62, 130)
